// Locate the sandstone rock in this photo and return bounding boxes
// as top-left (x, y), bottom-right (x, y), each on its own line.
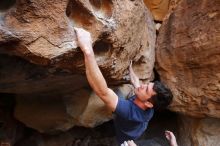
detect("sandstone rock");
top-left (156, 0), bottom-right (220, 118)
top-left (14, 84), bottom-right (133, 133)
top-left (15, 89), bottom-right (95, 133)
top-left (0, 54), bottom-right (134, 133)
top-left (0, 0), bottom-right (156, 133)
top-left (143, 0), bottom-right (180, 21)
top-left (0, 55), bottom-right (89, 94)
top-left (178, 115), bottom-right (220, 146)
top-left (0, 0), bottom-right (156, 82)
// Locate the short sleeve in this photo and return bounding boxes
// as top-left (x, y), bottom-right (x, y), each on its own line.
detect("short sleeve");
top-left (114, 98), bottom-right (131, 119)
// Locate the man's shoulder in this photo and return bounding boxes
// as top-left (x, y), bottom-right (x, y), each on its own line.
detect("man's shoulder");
top-left (116, 95), bottom-right (136, 109)
top-left (128, 95), bottom-right (136, 100)
top-left (114, 97), bottom-right (133, 119)
top-left (130, 106), bottom-right (154, 122)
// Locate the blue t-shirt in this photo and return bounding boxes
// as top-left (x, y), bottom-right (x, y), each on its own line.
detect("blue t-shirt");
top-left (114, 95), bottom-right (154, 144)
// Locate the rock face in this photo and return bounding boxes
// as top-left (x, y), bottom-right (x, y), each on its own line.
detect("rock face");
top-left (0, 0), bottom-right (156, 82)
top-left (156, 0), bottom-right (220, 118)
top-left (178, 115), bottom-right (220, 146)
top-left (0, 0), bottom-right (156, 132)
top-left (15, 89), bottom-right (112, 133)
top-left (143, 0), bottom-right (180, 21)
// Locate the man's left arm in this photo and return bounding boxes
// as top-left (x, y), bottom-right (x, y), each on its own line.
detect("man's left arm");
top-left (74, 28), bottom-right (118, 112)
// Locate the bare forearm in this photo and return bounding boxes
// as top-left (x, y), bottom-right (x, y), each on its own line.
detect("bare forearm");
top-left (74, 28), bottom-right (118, 111)
top-left (83, 50), bottom-right (108, 97)
top-left (83, 51), bottom-right (118, 109)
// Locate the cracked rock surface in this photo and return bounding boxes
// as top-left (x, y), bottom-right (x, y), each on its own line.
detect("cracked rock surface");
top-left (156, 0), bottom-right (220, 118)
top-left (0, 0), bottom-right (155, 132)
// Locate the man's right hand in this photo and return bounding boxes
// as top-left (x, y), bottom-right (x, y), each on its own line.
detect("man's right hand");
top-left (165, 130), bottom-right (178, 146)
top-left (121, 140), bottom-right (137, 146)
top-left (74, 27), bottom-right (93, 54)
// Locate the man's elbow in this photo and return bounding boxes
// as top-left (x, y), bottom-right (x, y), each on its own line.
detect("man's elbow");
top-left (95, 88), bottom-right (113, 102)
top-left (96, 89), bottom-right (109, 98)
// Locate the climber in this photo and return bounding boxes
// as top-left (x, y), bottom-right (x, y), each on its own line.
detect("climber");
top-left (74, 27), bottom-right (173, 145)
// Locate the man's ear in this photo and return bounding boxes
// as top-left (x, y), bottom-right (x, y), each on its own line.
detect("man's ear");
top-left (144, 101), bottom-right (153, 108)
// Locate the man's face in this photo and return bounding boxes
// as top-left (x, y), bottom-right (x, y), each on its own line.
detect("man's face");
top-left (134, 82), bottom-right (156, 102)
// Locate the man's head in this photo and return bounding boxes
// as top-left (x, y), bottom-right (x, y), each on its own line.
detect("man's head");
top-left (151, 81), bottom-right (173, 110)
top-left (134, 81), bottom-right (173, 110)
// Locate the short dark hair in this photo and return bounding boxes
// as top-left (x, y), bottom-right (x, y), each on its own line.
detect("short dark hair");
top-left (151, 81), bottom-right (173, 111)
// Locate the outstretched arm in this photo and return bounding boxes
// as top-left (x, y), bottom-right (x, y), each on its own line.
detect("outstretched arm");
top-left (129, 61), bottom-right (140, 88)
top-left (74, 28), bottom-right (118, 112)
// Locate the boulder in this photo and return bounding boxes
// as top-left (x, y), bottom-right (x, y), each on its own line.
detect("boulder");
top-left (143, 0), bottom-right (180, 21)
top-left (178, 115), bottom-right (220, 146)
top-left (0, 0), bottom-right (156, 132)
top-left (0, 0), bottom-right (156, 82)
top-left (156, 0), bottom-right (220, 118)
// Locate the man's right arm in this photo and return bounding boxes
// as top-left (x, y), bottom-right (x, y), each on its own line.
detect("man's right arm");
top-left (74, 28), bottom-right (118, 112)
top-left (165, 130), bottom-right (178, 146)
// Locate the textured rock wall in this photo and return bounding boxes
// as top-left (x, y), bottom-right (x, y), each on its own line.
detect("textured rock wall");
top-left (1, 0), bottom-right (220, 145)
top-left (156, 0), bottom-right (220, 118)
top-left (0, 0), bottom-right (156, 82)
top-left (155, 1), bottom-right (220, 145)
top-left (178, 115), bottom-right (220, 146)
top-left (0, 0), bottom-right (156, 133)
top-left (143, 0), bottom-right (180, 21)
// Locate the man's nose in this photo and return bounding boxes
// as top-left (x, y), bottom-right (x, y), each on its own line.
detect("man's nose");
top-left (143, 84), bottom-right (148, 88)
top-left (140, 84), bottom-right (147, 89)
